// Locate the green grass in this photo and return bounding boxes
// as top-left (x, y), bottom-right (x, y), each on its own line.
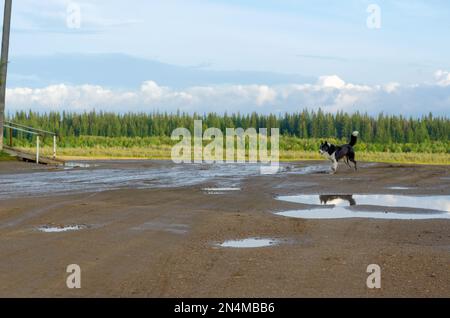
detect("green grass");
top-left (16, 145), bottom-right (450, 165)
top-left (0, 150), bottom-right (15, 161)
top-left (9, 135), bottom-right (450, 165)
top-left (12, 135), bottom-right (450, 153)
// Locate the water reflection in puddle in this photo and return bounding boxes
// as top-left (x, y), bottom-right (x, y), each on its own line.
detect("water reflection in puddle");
top-left (38, 225), bottom-right (87, 233)
top-left (287, 163), bottom-right (377, 175)
top-left (276, 194), bottom-right (450, 220)
top-left (64, 162), bottom-right (92, 169)
top-left (287, 165), bottom-right (329, 175)
top-left (276, 208), bottom-right (450, 220)
top-left (131, 222), bottom-right (189, 234)
top-left (202, 188), bottom-right (241, 195)
top-left (387, 186), bottom-right (413, 190)
top-left (219, 238), bottom-right (279, 248)
top-left (278, 194), bottom-right (450, 212)
top-left (0, 163), bottom-right (265, 199)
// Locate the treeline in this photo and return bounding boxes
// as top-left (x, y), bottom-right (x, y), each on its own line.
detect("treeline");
top-left (5, 109), bottom-right (449, 145)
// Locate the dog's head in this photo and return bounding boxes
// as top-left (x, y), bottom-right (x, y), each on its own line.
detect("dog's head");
top-left (319, 141), bottom-right (331, 155)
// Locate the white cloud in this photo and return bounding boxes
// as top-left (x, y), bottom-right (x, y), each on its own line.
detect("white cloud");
top-left (383, 82), bottom-right (401, 93)
top-left (317, 75), bottom-right (346, 89)
top-left (141, 81), bottom-right (166, 100)
top-left (316, 75), bottom-right (372, 92)
top-left (5, 73), bottom-right (450, 116)
top-left (435, 70), bottom-right (450, 86)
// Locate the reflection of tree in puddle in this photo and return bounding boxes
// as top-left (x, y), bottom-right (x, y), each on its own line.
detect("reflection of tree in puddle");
top-left (319, 195), bottom-right (356, 206)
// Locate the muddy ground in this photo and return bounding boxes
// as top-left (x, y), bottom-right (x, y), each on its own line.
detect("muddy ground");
top-left (0, 159), bottom-right (449, 297)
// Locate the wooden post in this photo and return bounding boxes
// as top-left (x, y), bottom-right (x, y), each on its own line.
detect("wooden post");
top-left (9, 126), bottom-right (11, 146)
top-left (53, 135), bottom-right (56, 159)
top-left (36, 135), bottom-right (40, 164)
top-left (0, 0), bottom-right (12, 151)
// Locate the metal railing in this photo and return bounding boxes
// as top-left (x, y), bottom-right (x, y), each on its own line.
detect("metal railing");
top-left (3, 121), bottom-right (58, 164)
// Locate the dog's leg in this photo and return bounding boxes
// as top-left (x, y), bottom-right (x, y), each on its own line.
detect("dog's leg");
top-left (331, 158), bottom-right (338, 174)
top-left (344, 156), bottom-right (351, 168)
top-left (348, 151), bottom-right (357, 171)
top-left (349, 158), bottom-right (357, 171)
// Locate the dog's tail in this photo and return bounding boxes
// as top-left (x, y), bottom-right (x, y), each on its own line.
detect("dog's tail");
top-left (349, 131), bottom-right (359, 146)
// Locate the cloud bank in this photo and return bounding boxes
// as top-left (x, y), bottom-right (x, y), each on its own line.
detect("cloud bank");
top-left (6, 73), bottom-right (450, 116)
top-left (435, 70), bottom-right (450, 87)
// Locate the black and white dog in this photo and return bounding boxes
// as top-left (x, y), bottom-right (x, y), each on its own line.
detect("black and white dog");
top-left (319, 131), bottom-right (359, 174)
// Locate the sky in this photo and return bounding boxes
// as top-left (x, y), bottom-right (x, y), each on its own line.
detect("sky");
top-left (3, 0), bottom-right (450, 116)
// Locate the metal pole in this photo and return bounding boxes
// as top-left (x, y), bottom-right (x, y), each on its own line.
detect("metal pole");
top-left (0, 0), bottom-right (12, 151)
top-left (9, 126), bottom-right (11, 146)
top-left (36, 135), bottom-right (40, 164)
top-left (53, 135), bottom-right (56, 159)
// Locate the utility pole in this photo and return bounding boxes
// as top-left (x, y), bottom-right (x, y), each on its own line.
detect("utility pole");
top-left (0, 0), bottom-right (12, 151)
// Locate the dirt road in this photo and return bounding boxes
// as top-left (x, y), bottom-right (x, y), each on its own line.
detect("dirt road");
top-left (0, 160), bottom-right (449, 297)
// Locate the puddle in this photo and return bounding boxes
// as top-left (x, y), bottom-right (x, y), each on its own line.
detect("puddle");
top-left (387, 186), bottom-right (413, 190)
top-left (202, 187), bottom-right (241, 194)
top-left (277, 194), bottom-right (450, 212)
top-left (276, 194), bottom-right (450, 220)
top-left (218, 238), bottom-right (279, 248)
top-left (64, 162), bottom-right (92, 169)
top-left (287, 163), bottom-right (378, 175)
top-left (131, 222), bottom-right (189, 234)
top-left (276, 208), bottom-right (450, 220)
top-left (0, 163), bottom-right (268, 199)
top-left (38, 224), bottom-right (87, 233)
top-left (287, 165), bottom-right (329, 175)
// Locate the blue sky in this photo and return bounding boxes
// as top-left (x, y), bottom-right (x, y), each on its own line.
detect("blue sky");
top-left (3, 0), bottom-right (450, 115)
